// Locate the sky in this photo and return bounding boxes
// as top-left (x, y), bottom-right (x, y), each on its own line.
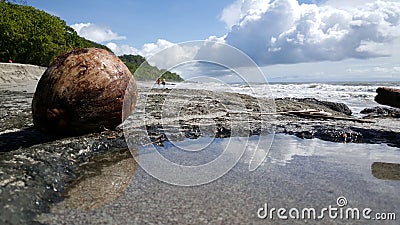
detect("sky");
top-left (28, 0), bottom-right (400, 82)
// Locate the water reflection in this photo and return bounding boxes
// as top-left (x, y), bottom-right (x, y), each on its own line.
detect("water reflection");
top-left (266, 135), bottom-right (400, 167)
top-left (52, 149), bottom-right (137, 211)
top-left (149, 134), bottom-right (400, 168)
top-left (138, 134), bottom-right (400, 185)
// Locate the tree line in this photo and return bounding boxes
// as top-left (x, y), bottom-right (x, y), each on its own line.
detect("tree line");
top-left (0, 1), bottom-right (110, 66)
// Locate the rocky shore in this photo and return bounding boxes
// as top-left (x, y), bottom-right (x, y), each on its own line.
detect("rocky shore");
top-left (1, 82), bottom-right (400, 224)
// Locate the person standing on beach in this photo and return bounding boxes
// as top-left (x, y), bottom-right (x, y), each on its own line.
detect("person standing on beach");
top-left (162, 78), bottom-right (166, 87)
top-left (156, 78), bottom-right (161, 86)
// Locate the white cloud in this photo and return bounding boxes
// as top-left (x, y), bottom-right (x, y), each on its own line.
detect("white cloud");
top-left (221, 0), bottom-right (400, 65)
top-left (143, 40), bottom-right (201, 70)
top-left (324, 0), bottom-right (376, 9)
top-left (140, 39), bottom-right (176, 57)
top-left (346, 65), bottom-right (400, 75)
top-left (107, 39), bottom-right (176, 58)
top-left (105, 39), bottom-right (200, 70)
top-left (71, 23), bottom-right (126, 43)
top-left (106, 42), bottom-right (139, 56)
top-left (206, 35), bottom-right (227, 43)
top-left (219, 0), bottom-right (243, 29)
top-left (101, 39), bottom-right (174, 58)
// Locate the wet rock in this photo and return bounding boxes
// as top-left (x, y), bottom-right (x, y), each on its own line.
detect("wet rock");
top-left (371, 162), bottom-right (400, 181)
top-left (298, 98), bottom-right (352, 115)
top-left (215, 125), bottom-right (231, 138)
top-left (375, 87), bottom-right (400, 109)
top-left (314, 128), bottom-right (363, 143)
top-left (32, 48), bottom-right (137, 135)
top-left (295, 131), bottom-right (314, 139)
top-left (360, 106), bottom-right (400, 118)
top-left (351, 127), bottom-right (400, 148)
top-left (275, 98), bottom-right (352, 117)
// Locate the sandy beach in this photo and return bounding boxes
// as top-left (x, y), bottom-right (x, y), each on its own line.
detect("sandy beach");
top-left (0, 65), bottom-right (399, 224)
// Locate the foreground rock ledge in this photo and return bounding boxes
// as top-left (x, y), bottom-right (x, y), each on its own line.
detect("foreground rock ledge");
top-left (32, 48), bottom-right (137, 135)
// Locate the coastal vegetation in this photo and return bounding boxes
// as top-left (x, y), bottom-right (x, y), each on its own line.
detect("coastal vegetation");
top-left (0, 1), bottom-right (110, 66)
top-left (119, 54), bottom-right (184, 82)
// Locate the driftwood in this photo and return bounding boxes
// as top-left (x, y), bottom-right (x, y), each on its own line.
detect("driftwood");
top-left (282, 110), bottom-right (374, 123)
top-left (252, 109), bottom-right (374, 123)
top-left (375, 87), bottom-right (400, 109)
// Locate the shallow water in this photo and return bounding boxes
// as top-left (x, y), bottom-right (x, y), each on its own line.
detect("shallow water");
top-left (39, 135), bottom-right (400, 224)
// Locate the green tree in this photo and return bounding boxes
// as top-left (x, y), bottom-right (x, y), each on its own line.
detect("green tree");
top-left (0, 1), bottom-right (110, 66)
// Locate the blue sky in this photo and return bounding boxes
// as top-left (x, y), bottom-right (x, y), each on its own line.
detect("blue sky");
top-left (29, 0), bottom-right (233, 48)
top-left (28, 0), bottom-right (400, 82)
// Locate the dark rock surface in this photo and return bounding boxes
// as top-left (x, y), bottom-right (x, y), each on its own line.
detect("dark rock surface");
top-left (375, 87), bottom-right (400, 108)
top-left (293, 98), bottom-right (352, 115)
top-left (361, 106), bottom-right (400, 118)
top-left (0, 129), bottom-right (127, 225)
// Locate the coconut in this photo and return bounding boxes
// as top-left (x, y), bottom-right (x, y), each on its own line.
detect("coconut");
top-left (32, 48), bottom-right (137, 135)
